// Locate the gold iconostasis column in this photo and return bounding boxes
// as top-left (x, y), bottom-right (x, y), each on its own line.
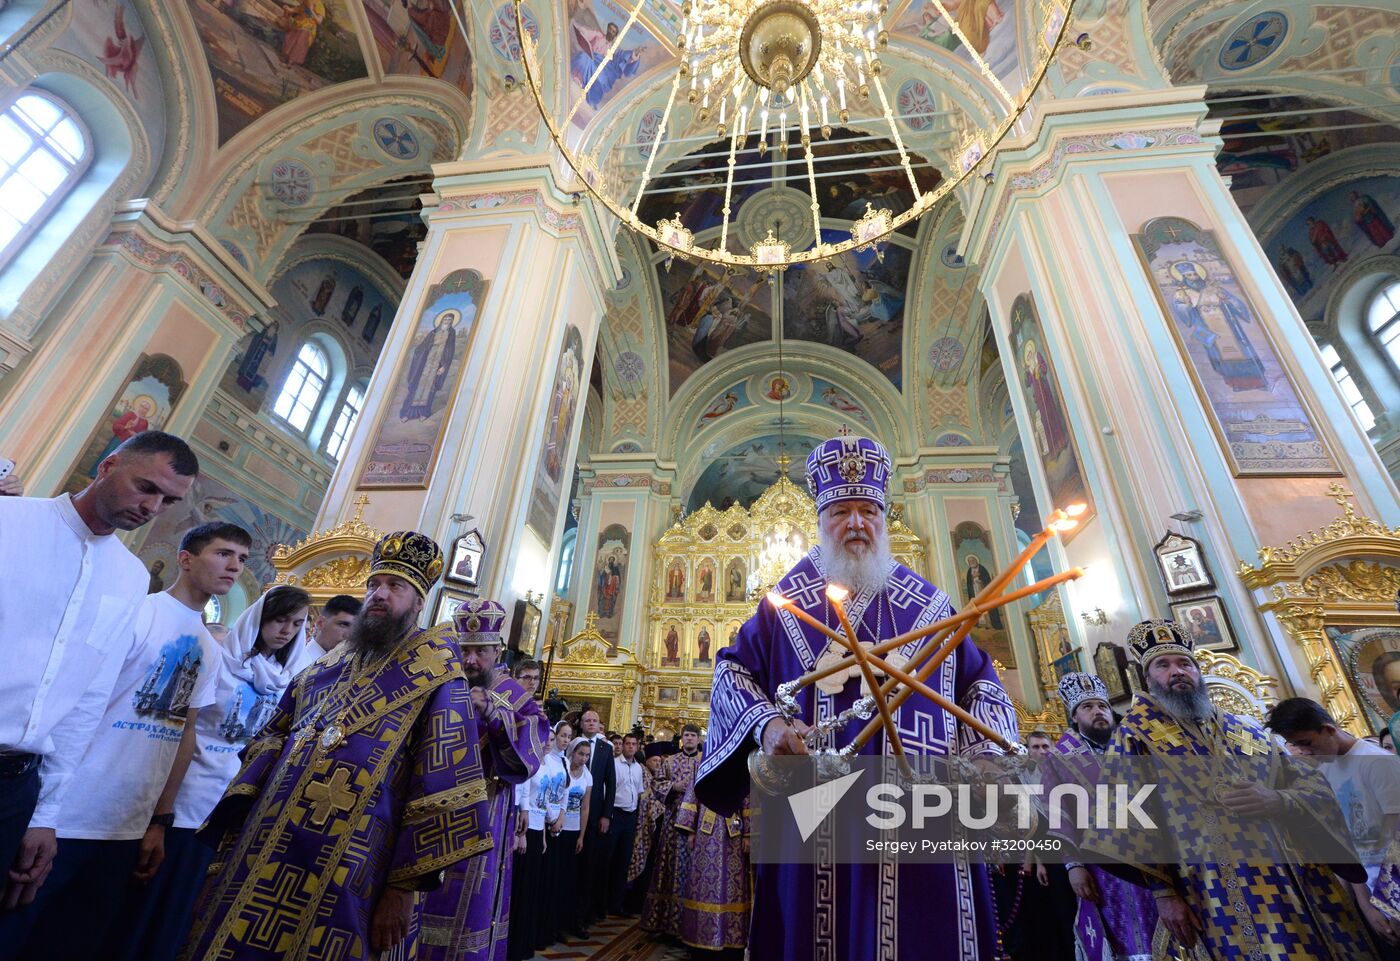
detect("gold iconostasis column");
top-left (966, 89), bottom-right (1400, 699)
top-left (317, 159), bottom-right (615, 628)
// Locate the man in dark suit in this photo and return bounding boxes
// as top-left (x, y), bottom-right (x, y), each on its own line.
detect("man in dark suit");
top-left (578, 707), bottom-right (615, 932)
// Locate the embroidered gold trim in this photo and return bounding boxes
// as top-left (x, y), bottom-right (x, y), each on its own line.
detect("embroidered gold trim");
top-left (403, 781), bottom-right (491, 822)
top-left (387, 833), bottom-right (495, 885)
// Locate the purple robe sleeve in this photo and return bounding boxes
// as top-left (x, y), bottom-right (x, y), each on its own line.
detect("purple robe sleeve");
top-left (950, 634), bottom-right (1018, 758)
top-left (481, 675), bottom-right (550, 785)
top-left (695, 603), bottom-right (785, 817)
top-left (388, 674), bottom-right (494, 888)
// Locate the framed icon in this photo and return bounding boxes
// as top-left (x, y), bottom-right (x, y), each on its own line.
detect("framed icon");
top-left (1168, 595), bottom-right (1238, 653)
top-left (446, 530), bottom-right (485, 588)
top-left (433, 589), bottom-right (471, 625)
top-left (509, 598), bottom-right (542, 658)
top-left (1154, 531), bottom-right (1214, 596)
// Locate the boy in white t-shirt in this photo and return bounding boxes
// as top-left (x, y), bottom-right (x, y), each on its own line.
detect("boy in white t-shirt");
top-left (0, 522), bottom-right (251, 961)
top-left (1268, 697), bottom-right (1400, 955)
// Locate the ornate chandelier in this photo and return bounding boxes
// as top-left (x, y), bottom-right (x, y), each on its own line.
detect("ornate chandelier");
top-left (516, 0), bottom-right (1075, 269)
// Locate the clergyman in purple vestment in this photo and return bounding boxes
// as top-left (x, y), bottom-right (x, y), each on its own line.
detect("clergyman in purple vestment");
top-left (675, 784), bottom-right (751, 950)
top-left (420, 600), bottom-right (551, 961)
top-left (183, 531), bottom-right (495, 961)
top-left (1041, 672), bottom-right (1160, 961)
top-left (642, 728), bottom-right (703, 936)
top-left (695, 434), bottom-right (1020, 961)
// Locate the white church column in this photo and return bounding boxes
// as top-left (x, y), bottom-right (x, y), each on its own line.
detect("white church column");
top-left (967, 91), bottom-right (1400, 699)
top-left (317, 159), bottom-right (615, 628)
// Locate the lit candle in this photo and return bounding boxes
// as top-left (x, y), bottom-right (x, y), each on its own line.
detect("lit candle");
top-left (825, 584), bottom-right (905, 755)
top-left (837, 76), bottom-right (847, 110)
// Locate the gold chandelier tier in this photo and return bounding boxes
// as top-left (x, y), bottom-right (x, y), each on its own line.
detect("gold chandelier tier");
top-left (516, 0), bottom-right (1075, 269)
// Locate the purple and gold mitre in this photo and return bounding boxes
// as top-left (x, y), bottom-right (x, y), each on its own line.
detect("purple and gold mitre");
top-left (369, 530), bottom-right (444, 599)
top-left (1057, 672), bottom-right (1111, 714)
top-left (453, 598), bottom-right (507, 646)
top-left (1127, 619), bottom-right (1193, 667)
top-left (805, 434), bottom-right (892, 512)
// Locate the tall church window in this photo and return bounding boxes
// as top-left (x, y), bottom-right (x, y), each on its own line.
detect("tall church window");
top-left (0, 92), bottom-right (90, 269)
top-left (1367, 280), bottom-right (1400, 373)
top-left (274, 342), bottom-right (329, 433)
top-left (1320, 344), bottom-right (1375, 431)
top-left (325, 382), bottom-right (365, 461)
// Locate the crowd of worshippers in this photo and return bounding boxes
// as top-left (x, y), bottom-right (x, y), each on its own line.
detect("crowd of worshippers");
top-left (7, 429), bottom-right (1400, 961)
top-left (0, 431), bottom-right (752, 961)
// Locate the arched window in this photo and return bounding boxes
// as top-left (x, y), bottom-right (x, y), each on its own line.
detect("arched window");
top-left (274, 342), bottom-right (329, 432)
top-left (325, 381), bottom-right (365, 461)
top-left (0, 92), bottom-right (90, 269)
top-left (1367, 280), bottom-right (1400, 372)
top-left (1319, 344), bottom-right (1375, 431)
top-left (555, 529), bottom-right (578, 596)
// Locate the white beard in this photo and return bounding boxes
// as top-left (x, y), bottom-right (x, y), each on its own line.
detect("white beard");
top-left (817, 526), bottom-right (895, 594)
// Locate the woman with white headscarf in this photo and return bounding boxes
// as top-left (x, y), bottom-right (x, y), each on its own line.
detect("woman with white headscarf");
top-left (118, 585), bottom-right (313, 961)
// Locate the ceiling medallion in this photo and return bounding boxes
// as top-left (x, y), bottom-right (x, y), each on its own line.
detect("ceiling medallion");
top-left (516, 0), bottom-right (1076, 270)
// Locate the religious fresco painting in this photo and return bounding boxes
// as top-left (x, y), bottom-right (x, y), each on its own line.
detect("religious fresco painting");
top-left (724, 557), bottom-right (747, 603)
top-left (1006, 438), bottom-right (1054, 595)
top-left (948, 512), bottom-right (1015, 668)
top-left (306, 179), bottom-right (426, 279)
top-left (220, 258), bottom-right (396, 412)
top-left (810, 378), bottom-right (872, 426)
top-left (895, 0), bottom-right (1021, 81)
top-left (782, 231), bottom-right (909, 387)
top-left (137, 472), bottom-right (307, 590)
top-left (587, 519), bottom-right (630, 648)
top-left (660, 261), bottom-right (773, 395)
top-left (664, 559), bottom-right (686, 602)
top-left (694, 382), bottom-right (750, 432)
top-left (636, 138), bottom-right (769, 237)
top-left (361, 0), bottom-right (473, 94)
top-left (1212, 97), bottom-right (1400, 216)
top-left (1007, 293), bottom-right (1094, 530)
top-left (63, 354), bottom-right (186, 494)
top-left (1267, 174), bottom-right (1400, 323)
top-left (565, 0), bottom-right (667, 132)
top-left (694, 558), bottom-right (716, 604)
top-left (1133, 217), bottom-right (1338, 475)
top-left (780, 134), bottom-right (940, 238)
top-left (686, 433), bottom-right (818, 512)
top-left (184, 0), bottom-right (368, 143)
top-left (694, 622), bottom-right (714, 666)
top-left (525, 326), bottom-right (585, 538)
top-left (359, 268), bottom-right (487, 488)
top-left (55, 0), bottom-right (165, 160)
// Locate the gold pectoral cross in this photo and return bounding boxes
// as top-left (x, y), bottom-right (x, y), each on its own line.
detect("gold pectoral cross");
top-left (407, 644), bottom-right (454, 682)
top-left (304, 768), bottom-right (356, 827)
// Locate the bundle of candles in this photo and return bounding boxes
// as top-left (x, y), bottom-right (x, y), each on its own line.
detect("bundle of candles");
top-left (763, 504), bottom-right (1088, 765)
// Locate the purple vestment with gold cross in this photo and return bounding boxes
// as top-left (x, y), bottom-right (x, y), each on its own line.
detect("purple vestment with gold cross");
top-left (1042, 728), bottom-right (1160, 960)
top-left (696, 548), bottom-right (1019, 961)
top-left (183, 624), bottom-right (494, 961)
top-left (675, 784), bottom-right (750, 950)
top-left (1082, 694), bottom-right (1380, 961)
top-left (418, 669), bottom-right (550, 961)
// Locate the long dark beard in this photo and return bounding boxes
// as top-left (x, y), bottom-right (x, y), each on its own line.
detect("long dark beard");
top-left (1148, 677), bottom-right (1214, 723)
top-left (1079, 720), bottom-right (1113, 747)
top-left (347, 606), bottom-right (416, 655)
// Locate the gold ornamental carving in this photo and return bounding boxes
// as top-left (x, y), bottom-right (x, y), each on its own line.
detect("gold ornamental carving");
top-left (547, 613), bottom-right (643, 732)
top-left (1238, 485), bottom-right (1399, 736)
top-left (272, 494), bottom-right (384, 603)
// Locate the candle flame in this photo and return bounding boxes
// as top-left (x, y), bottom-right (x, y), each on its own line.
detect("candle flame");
top-left (1051, 517), bottom-right (1079, 532)
top-left (1064, 502), bottom-right (1088, 517)
top-left (766, 591), bottom-right (791, 609)
top-left (825, 584), bottom-right (850, 602)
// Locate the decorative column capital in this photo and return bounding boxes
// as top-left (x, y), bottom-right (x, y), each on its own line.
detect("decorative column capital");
top-left (966, 88), bottom-right (1219, 265)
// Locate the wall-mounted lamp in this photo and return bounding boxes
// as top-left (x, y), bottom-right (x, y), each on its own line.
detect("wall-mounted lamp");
top-left (1081, 608), bottom-right (1108, 627)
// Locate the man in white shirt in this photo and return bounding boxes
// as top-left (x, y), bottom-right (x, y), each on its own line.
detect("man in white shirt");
top-left (609, 732), bottom-right (646, 916)
top-left (1268, 697), bottom-right (1400, 955)
top-left (0, 521), bottom-right (246, 960)
top-left (311, 594), bottom-right (360, 654)
top-left (0, 431), bottom-right (197, 913)
top-left (579, 708), bottom-right (616, 931)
